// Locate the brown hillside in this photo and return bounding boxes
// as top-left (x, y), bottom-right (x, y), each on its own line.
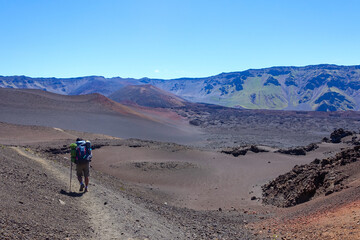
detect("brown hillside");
top-left (0, 88), bottom-right (202, 144)
top-left (0, 88), bottom-right (146, 117)
top-left (109, 84), bottom-right (187, 108)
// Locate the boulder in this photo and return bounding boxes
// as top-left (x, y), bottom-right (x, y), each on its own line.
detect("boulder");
top-left (330, 128), bottom-right (353, 143)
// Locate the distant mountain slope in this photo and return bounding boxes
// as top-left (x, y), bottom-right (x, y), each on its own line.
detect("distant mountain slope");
top-left (109, 84), bottom-right (187, 108)
top-left (144, 65), bottom-right (360, 111)
top-left (0, 75), bottom-right (138, 96)
top-left (2, 64), bottom-right (360, 111)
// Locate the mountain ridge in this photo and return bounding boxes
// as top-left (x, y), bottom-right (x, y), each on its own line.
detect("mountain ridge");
top-left (1, 64), bottom-right (360, 111)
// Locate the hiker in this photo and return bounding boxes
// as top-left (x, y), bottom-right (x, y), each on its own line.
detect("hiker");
top-left (71, 138), bottom-right (92, 192)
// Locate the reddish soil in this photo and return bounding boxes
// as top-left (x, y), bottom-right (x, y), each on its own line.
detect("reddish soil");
top-left (89, 142), bottom-right (348, 211)
top-left (1, 121), bottom-right (360, 239)
top-left (1, 89), bottom-right (360, 239)
top-left (251, 181), bottom-right (360, 239)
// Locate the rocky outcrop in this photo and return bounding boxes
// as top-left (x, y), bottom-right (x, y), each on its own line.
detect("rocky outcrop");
top-left (221, 145), bottom-right (268, 157)
top-left (330, 128), bottom-right (353, 143)
top-left (276, 143), bottom-right (319, 155)
top-left (262, 146), bottom-right (360, 207)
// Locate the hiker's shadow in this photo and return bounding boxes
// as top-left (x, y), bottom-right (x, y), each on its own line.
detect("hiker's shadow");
top-left (60, 189), bottom-right (84, 197)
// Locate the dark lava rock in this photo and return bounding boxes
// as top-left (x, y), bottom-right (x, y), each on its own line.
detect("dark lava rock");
top-left (312, 158), bottom-right (321, 164)
top-left (350, 136), bottom-right (360, 145)
top-left (221, 148), bottom-right (248, 157)
top-left (262, 146), bottom-right (360, 207)
top-left (330, 128), bottom-right (353, 143)
top-left (304, 143), bottom-right (319, 152)
top-left (189, 119), bottom-right (202, 126)
top-left (276, 143), bottom-right (319, 156)
top-left (221, 145), bottom-right (268, 157)
top-left (277, 148), bottom-right (306, 155)
top-left (249, 145), bottom-right (268, 153)
top-left (45, 147), bottom-right (69, 154)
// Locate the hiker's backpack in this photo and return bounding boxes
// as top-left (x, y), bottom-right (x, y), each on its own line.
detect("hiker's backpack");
top-left (75, 140), bottom-right (92, 164)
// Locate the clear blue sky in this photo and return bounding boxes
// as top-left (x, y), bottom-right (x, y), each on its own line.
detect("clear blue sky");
top-left (0, 0), bottom-right (359, 79)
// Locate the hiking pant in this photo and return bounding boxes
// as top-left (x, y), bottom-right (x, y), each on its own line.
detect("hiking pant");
top-left (76, 162), bottom-right (90, 178)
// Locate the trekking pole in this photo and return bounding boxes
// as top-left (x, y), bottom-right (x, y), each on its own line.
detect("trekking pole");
top-left (69, 143), bottom-right (77, 193)
top-left (70, 161), bottom-right (73, 192)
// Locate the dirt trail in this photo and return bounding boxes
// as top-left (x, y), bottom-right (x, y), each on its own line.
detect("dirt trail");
top-left (13, 147), bottom-right (186, 240)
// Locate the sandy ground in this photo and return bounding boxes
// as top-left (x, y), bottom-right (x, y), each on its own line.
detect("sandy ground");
top-left (1, 121), bottom-right (360, 239)
top-left (0, 122), bottom-right (258, 239)
top-left (1, 89), bottom-right (360, 239)
top-left (0, 146), bottom-right (190, 239)
top-left (89, 142), bottom-right (348, 211)
top-left (0, 122), bottom-right (118, 145)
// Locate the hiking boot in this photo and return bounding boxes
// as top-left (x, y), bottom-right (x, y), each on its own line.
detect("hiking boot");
top-left (79, 184), bottom-right (85, 192)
